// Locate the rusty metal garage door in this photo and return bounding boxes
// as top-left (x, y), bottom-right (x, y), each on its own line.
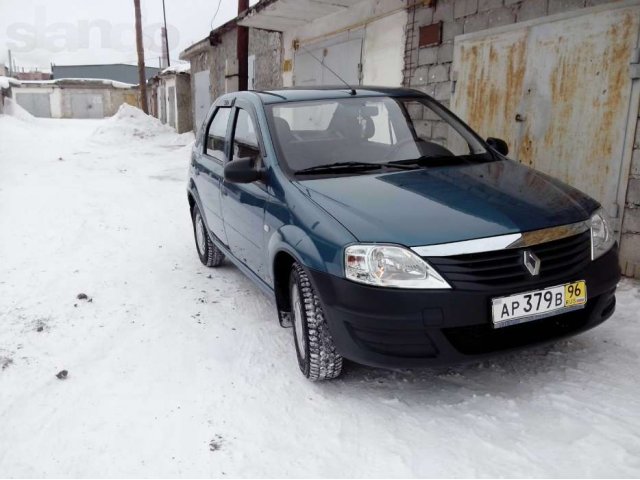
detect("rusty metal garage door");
top-left (452, 3), bottom-right (640, 222)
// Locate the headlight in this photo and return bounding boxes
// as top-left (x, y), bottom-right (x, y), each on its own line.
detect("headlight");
top-left (344, 244), bottom-right (451, 289)
top-left (590, 208), bottom-right (615, 260)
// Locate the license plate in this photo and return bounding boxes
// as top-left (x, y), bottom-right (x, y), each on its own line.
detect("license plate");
top-left (491, 280), bottom-right (587, 328)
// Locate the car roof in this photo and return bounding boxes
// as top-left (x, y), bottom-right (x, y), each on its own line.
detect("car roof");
top-left (238, 86), bottom-right (429, 104)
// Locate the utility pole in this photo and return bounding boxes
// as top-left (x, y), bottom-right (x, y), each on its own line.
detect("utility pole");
top-left (7, 49), bottom-right (12, 76)
top-left (134, 0), bottom-right (148, 113)
top-left (237, 0), bottom-right (249, 91)
top-left (162, 0), bottom-right (171, 67)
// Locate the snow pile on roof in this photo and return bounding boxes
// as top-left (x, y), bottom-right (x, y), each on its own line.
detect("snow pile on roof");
top-left (19, 78), bottom-right (136, 89)
top-left (161, 63), bottom-right (190, 75)
top-left (0, 76), bottom-right (21, 89)
top-left (90, 103), bottom-right (193, 146)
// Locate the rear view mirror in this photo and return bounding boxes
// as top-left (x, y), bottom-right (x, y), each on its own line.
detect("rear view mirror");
top-left (224, 157), bottom-right (263, 183)
top-left (360, 106), bottom-right (379, 117)
top-left (487, 137), bottom-right (509, 156)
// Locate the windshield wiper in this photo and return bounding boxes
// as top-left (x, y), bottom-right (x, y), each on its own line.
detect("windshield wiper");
top-left (390, 153), bottom-right (491, 166)
top-left (389, 155), bottom-right (449, 165)
top-left (295, 161), bottom-right (417, 175)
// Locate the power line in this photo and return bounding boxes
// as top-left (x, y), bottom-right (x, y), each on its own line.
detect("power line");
top-left (210, 0), bottom-right (223, 30)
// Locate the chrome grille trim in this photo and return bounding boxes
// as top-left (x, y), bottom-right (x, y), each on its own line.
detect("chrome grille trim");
top-left (411, 220), bottom-right (591, 257)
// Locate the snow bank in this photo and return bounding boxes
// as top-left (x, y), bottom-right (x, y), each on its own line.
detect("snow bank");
top-left (161, 63), bottom-right (190, 75)
top-left (2, 97), bottom-right (35, 121)
top-left (0, 76), bottom-right (21, 89)
top-left (0, 98), bottom-right (37, 144)
top-left (19, 78), bottom-right (135, 89)
top-left (90, 104), bottom-right (193, 146)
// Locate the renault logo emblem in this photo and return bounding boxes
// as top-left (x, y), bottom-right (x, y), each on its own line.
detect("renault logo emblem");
top-left (523, 250), bottom-right (541, 276)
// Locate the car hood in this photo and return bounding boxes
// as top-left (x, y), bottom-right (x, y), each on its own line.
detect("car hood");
top-left (295, 159), bottom-right (599, 247)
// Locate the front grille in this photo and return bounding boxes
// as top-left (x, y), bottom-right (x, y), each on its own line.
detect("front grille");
top-left (425, 231), bottom-right (592, 291)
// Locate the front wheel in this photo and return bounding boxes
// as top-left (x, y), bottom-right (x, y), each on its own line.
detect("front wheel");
top-left (192, 205), bottom-right (225, 267)
top-left (289, 263), bottom-right (343, 381)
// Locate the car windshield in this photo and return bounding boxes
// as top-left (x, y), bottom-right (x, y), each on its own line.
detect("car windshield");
top-left (266, 96), bottom-right (488, 174)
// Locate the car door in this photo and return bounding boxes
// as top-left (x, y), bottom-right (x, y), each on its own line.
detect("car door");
top-left (221, 101), bottom-right (270, 281)
top-left (193, 102), bottom-right (233, 245)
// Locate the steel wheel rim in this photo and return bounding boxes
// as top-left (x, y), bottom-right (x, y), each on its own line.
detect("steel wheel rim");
top-left (291, 283), bottom-right (306, 360)
top-left (195, 214), bottom-right (207, 256)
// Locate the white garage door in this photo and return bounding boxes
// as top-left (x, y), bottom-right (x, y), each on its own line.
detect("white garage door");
top-left (294, 33), bottom-right (363, 87)
top-left (15, 92), bottom-right (51, 118)
top-left (194, 70), bottom-right (211, 131)
top-left (70, 93), bottom-right (104, 119)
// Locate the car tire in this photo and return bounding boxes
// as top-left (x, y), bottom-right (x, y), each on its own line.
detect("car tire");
top-left (289, 262), bottom-right (343, 381)
top-left (192, 205), bottom-right (225, 267)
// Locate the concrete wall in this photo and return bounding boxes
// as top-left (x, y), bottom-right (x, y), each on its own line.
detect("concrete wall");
top-left (249, 28), bottom-right (283, 90)
top-left (622, 116), bottom-right (640, 277)
top-left (183, 27), bottom-right (283, 131)
top-left (404, 0), bottom-right (639, 277)
top-left (175, 74), bottom-right (193, 133)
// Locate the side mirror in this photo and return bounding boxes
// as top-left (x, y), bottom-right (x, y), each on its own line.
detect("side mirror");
top-left (486, 137), bottom-right (509, 156)
top-left (224, 157), bottom-right (263, 183)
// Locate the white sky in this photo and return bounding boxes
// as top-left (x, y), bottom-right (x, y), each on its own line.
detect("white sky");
top-left (0, 0), bottom-right (258, 71)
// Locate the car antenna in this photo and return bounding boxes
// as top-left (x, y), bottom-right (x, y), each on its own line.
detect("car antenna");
top-left (299, 44), bottom-right (357, 96)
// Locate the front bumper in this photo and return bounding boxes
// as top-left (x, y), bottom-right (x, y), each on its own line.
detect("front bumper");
top-left (308, 247), bottom-right (620, 368)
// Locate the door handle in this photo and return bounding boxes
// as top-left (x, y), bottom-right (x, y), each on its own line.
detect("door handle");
top-left (515, 113), bottom-right (526, 122)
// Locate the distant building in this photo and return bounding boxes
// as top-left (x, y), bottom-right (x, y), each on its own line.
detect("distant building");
top-left (52, 64), bottom-right (160, 85)
top-left (147, 63), bottom-right (193, 134)
top-left (14, 70), bottom-right (52, 81)
top-left (12, 78), bottom-right (139, 118)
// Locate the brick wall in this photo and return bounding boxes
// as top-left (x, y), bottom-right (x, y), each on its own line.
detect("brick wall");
top-left (621, 122), bottom-right (640, 277)
top-left (404, 0), bottom-right (640, 278)
top-left (404, 0), bottom-right (614, 103)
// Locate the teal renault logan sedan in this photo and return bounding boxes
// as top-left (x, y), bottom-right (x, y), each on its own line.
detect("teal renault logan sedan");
top-left (187, 87), bottom-right (620, 381)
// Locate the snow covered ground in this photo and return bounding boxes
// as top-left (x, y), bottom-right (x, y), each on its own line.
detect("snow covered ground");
top-left (1, 103), bottom-right (640, 478)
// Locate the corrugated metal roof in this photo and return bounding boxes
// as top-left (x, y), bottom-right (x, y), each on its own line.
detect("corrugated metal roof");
top-left (52, 64), bottom-right (160, 85)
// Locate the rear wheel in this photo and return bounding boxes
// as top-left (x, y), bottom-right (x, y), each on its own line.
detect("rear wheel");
top-left (192, 205), bottom-right (225, 267)
top-left (289, 263), bottom-right (343, 381)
